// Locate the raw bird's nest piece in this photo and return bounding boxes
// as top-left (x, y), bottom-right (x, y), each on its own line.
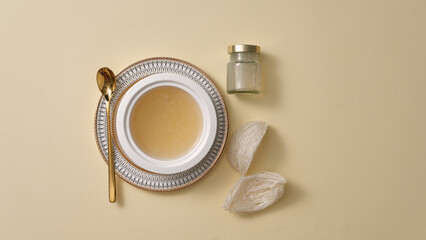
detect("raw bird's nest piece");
top-left (223, 171), bottom-right (287, 214)
top-left (227, 121), bottom-right (267, 175)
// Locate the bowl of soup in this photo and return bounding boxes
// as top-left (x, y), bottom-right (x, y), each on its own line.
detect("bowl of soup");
top-left (113, 73), bottom-right (217, 174)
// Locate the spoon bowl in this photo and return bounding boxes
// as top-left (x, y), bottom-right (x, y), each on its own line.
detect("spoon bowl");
top-left (97, 67), bottom-right (116, 101)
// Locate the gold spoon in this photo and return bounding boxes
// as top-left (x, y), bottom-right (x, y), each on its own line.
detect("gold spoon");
top-left (97, 67), bottom-right (117, 203)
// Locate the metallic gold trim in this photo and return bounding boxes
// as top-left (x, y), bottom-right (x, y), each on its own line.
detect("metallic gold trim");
top-left (228, 44), bottom-right (260, 54)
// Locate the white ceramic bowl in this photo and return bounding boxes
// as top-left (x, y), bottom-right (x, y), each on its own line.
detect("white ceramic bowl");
top-left (114, 73), bottom-right (217, 174)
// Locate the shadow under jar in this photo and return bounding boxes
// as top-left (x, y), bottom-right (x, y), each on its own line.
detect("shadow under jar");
top-left (227, 44), bottom-right (262, 94)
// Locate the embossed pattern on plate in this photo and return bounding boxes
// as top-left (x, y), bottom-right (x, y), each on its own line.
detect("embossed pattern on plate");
top-left (94, 57), bottom-right (228, 191)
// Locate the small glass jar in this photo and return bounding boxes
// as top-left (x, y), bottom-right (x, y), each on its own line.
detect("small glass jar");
top-left (227, 44), bottom-right (261, 94)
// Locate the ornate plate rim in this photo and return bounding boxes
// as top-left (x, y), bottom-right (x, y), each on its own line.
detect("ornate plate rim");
top-left (94, 57), bottom-right (229, 191)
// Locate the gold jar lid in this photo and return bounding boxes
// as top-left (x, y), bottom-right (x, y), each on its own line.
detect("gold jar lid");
top-left (228, 44), bottom-right (260, 54)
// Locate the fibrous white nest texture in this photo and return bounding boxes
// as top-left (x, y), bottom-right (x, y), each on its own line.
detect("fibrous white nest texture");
top-left (223, 171), bottom-right (287, 214)
top-left (227, 121), bottom-right (267, 175)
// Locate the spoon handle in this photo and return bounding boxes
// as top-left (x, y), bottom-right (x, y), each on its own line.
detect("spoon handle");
top-left (106, 100), bottom-right (116, 203)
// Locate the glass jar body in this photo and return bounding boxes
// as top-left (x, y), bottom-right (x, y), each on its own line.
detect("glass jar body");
top-left (227, 52), bottom-right (261, 94)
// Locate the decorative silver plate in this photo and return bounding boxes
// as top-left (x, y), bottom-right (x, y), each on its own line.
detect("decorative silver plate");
top-left (94, 57), bottom-right (228, 191)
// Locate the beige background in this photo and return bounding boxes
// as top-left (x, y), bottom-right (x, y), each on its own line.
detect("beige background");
top-left (1, 0), bottom-right (425, 239)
